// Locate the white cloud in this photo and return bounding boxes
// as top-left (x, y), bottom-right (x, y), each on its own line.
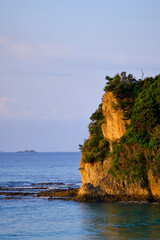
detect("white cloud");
top-left (10, 43), bottom-right (31, 56)
top-left (0, 36), bottom-right (31, 57)
top-left (0, 97), bottom-right (8, 116)
top-left (0, 36), bottom-right (75, 60)
top-left (0, 97), bottom-right (17, 116)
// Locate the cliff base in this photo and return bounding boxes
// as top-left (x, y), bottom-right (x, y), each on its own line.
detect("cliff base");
top-left (76, 159), bottom-right (160, 203)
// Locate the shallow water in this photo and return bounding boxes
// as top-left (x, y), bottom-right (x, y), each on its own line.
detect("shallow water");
top-left (0, 152), bottom-right (160, 240)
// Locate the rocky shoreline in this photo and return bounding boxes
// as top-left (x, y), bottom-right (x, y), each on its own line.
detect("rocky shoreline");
top-left (0, 181), bottom-right (79, 201)
top-left (1, 186), bottom-right (160, 203)
top-left (0, 188), bottom-right (78, 201)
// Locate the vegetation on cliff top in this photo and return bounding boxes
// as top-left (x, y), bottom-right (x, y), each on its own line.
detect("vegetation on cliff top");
top-left (80, 72), bottom-right (160, 184)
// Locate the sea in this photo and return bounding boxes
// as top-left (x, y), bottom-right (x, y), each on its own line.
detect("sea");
top-left (0, 152), bottom-right (160, 240)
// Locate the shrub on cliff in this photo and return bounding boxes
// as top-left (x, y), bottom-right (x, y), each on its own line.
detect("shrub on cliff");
top-left (79, 104), bottom-right (110, 163)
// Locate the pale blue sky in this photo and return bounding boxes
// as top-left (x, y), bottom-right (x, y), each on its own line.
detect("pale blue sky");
top-left (0, 0), bottom-right (160, 151)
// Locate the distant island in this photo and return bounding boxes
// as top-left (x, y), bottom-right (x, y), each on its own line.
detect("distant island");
top-left (16, 150), bottom-right (37, 153)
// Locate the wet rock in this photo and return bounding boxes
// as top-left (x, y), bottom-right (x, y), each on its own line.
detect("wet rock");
top-left (37, 188), bottom-right (78, 199)
top-left (0, 192), bottom-right (34, 196)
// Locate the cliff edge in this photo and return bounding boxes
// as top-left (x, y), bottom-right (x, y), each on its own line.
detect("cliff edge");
top-left (77, 73), bottom-right (160, 202)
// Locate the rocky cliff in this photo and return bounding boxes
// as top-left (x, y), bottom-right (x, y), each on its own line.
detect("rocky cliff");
top-left (77, 89), bottom-right (160, 202)
top-left (101, 92), bottom-right (129, 142)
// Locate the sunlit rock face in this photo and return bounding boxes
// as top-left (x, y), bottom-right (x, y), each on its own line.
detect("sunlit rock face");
top-left (101, 92), bottom-right (129, 142)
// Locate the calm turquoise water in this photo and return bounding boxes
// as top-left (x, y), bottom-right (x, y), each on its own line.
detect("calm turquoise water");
top-left (0, 152), bottom-right (160, 240)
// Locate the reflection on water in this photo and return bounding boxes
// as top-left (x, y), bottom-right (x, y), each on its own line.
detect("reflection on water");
top-left (80, 202), bottom-right (160, 240)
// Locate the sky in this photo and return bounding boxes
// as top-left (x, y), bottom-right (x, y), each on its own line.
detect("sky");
top-left (0, 0), bottom-right (160, 152)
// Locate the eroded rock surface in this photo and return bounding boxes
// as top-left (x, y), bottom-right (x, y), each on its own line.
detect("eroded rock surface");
top-left (102, 92), bottom-right (129, 142)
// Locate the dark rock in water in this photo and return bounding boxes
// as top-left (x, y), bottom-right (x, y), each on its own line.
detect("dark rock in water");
top-left (48, 197), bottom-right (74, 201)
top-left (74, 193), bottom-right (153, 203)
top-left (0, 192), bottom-right (34, 196)
top-left (0, 182), bottom-right (79, 201)
top-left (74, 194), bottom-right (115, 203)
top-left (37, 188), bottom-right (78, 200)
